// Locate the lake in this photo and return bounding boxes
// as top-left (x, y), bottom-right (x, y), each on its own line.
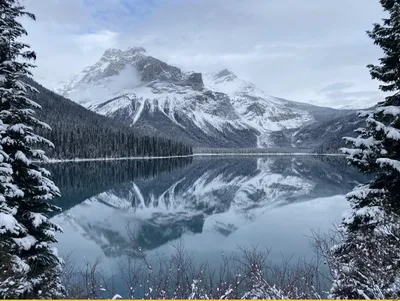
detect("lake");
top-left (46, 155), bottom-right (368, 297)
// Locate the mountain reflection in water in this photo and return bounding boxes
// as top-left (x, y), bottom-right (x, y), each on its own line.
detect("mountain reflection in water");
top-left (48, 156), bottom-right (368, 270)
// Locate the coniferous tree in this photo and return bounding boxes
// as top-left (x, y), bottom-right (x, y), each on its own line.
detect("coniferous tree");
top-left (329, 0), bottom-right (400, 298)
top-left (0, 1), bottom-right (65, 298)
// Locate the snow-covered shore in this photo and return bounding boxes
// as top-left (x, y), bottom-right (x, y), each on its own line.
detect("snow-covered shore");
top-left (36, 152), bottom-right (344, 164)
top-left (193, 152), bottom-right (343, 157)
top-left (37, 155), bottom-right (194, 164)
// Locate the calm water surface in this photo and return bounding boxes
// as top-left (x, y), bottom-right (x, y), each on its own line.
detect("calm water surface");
top-left (47, 156), bottom-right (367, 292)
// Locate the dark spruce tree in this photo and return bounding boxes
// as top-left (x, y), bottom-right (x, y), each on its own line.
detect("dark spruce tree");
top-left (329, 0), bottom-right (400, 299)
top-left (0, 1), bottom-right (65, 298)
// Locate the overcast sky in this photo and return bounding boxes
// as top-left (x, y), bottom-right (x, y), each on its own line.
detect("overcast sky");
top-left (21, 0), bottom-right (387, 108)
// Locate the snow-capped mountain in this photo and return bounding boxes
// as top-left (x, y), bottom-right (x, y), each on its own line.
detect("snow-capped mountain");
top-left (56, 47), bottom-right (352, 148)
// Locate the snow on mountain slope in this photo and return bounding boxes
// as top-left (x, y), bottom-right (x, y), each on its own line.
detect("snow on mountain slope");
top-left (56, 47), bottom-right (346, 148)
top-left (203, 70), bottom-right (315, 147)
top-left (203, 69), bottom-right (313, 130)
top-left (93, 81), bottom-right (245, 134)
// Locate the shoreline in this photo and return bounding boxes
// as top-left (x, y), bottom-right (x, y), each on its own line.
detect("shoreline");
top-left (38, 154), bottom-right (194, 164)
top-left (37, 152), bottom-right (344, 164)
top-left (192, 152), bottom-right (343, 157)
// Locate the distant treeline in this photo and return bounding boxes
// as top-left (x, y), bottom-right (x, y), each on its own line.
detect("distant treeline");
top-left (24, 77), bottom-right (193, 159)
top-left (313, 139), bottom-right (344, 154)
top-left (193, 147), bottom-right (313, 154)
top-left (43, 126), bottom-right (192, 158)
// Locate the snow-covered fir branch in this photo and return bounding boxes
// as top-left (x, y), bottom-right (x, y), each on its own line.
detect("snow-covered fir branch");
top-left (0, 0), bottom-right (65, 298)
top-left (331, 0), bottom-right (400, 298)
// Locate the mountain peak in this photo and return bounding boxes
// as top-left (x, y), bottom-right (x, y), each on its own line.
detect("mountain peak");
top-left (102, 47), bottom-right (147, 60)
top-left (102, 48), bottom-right (122, 58)
top-left (215, 68), bottom-right (236, 79)
top-left (126, 46), bottom-right (146, 54)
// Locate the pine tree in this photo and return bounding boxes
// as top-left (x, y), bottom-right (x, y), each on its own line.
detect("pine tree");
top-left (0, 0), bottom-right (65, 298)
top-left (329, 0), bottom-right (400, 298)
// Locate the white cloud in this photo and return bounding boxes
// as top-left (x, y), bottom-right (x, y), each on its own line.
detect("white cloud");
top-left (75, 30), bottom-right (120, 53)
top-left (21, 0), bottom-right (387, 107)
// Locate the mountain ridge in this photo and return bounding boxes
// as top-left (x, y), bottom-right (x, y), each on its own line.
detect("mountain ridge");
top-left (55, 46), bottom-right (358, 150)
